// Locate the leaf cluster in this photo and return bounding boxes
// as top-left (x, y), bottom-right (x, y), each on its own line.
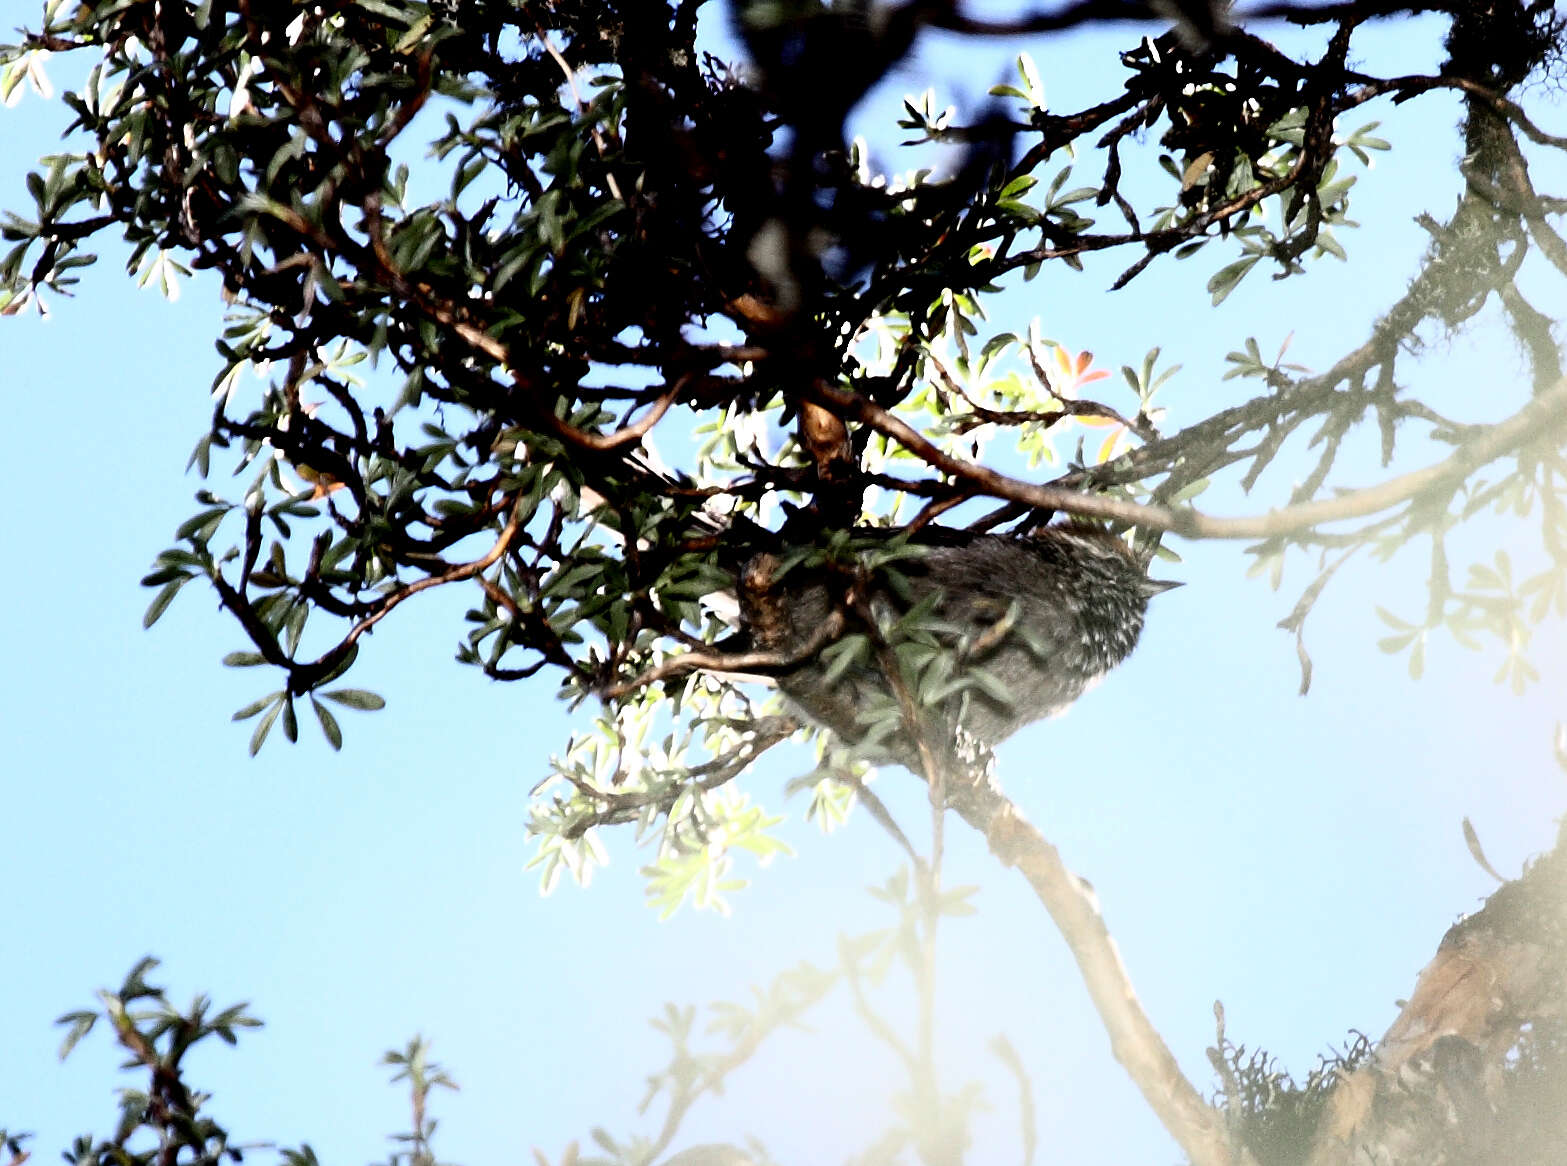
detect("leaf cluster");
top-left (2, 0), bottom-right (1566, 887)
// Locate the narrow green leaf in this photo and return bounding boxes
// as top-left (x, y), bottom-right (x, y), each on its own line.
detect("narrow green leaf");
top-left (55, 1011), bottom-right (97, 1060)
top-left (1374, 605), bottom-right (1414, 631)
top-left (249, 698), bottom-right (284, 756)
top-left (321, 688), bottom-right (387, 711)
top-left (143, 578), bottom-right (185, 628)
top-left (1207, 257), bottom-right (1259, 306)
top-left (232, 691), bottom-right (282, 722)
top-left (312, 698), bottom-right (343, 751)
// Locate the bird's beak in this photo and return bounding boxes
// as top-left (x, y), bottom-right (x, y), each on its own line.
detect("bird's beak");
top-left (1142, 578), bottom-right (1184, 597)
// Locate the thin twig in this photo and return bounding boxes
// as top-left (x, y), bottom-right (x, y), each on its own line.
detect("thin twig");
top-left (602, 612), bottom-right (847, 700)
top-left (538, 29), bottom-right (626, 203)
top-left (845, 774), bottom-right (925, 871)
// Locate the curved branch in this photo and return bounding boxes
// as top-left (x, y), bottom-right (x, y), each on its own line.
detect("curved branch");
top-left (235, 492), bottom-right (533, 693)
top-left (810, 373), bottom-right (1567, 541)
top-left (602, 612), bottom-right (848, 700)
top-left (550, 387), bottom-right (679, 453)
top-left (946, 770), bottom-right (1252, 1166)
top-left (557, 715), bottom-right (800, 839)
top-left (1357, 73), bottom-right (1567, 151)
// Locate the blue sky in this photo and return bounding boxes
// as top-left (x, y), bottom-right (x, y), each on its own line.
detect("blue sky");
top-left (3, 7), bottom-right (1565, 1165)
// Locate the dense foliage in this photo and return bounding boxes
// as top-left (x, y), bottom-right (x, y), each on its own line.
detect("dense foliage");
top-left (5, 0), bottom-right (1567, 1163)
top-left (3, 0), bottom-right (1564, 849)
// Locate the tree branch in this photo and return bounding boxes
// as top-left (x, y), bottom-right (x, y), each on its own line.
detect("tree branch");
top-left (946, 770), bottom-right (1252, 1166)
top-left (810, 373), bottom-right (1567, 541)
top-left (1307, 819), bottom-right (1567, 1164)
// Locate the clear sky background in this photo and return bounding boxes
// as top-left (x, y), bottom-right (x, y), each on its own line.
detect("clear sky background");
top-left (3, 6), bottom-right (1565, 1165)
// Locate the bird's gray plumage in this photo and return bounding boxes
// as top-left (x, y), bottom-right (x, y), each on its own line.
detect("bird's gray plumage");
top-left (738, 525), bottom-right (1176, 774)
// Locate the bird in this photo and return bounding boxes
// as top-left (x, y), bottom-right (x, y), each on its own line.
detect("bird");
top-left (737, 523), bottom-right (1179, 775)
